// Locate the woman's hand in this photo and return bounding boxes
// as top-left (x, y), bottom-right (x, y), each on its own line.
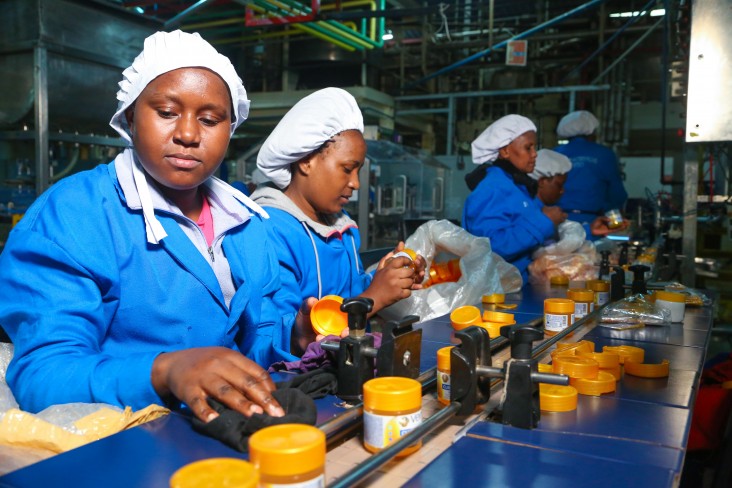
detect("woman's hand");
top-left (361, 253), bottom-right (416, 313)
top-left (292, 297), bottom-right (318, 355)
top-left (542, 205), bottom-right (567, 226)
top-left (590, 216), bottom-right (630, 236)
top-left (152, 347), bottom-right (284, 423)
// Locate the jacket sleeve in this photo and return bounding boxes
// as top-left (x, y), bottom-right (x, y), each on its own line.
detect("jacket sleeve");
top-left (0, 228), bottom-right (162, 413)
top-left (463, 176), bottom-right (555, 262)
top-left (603, 150), bottom-right (628, 211)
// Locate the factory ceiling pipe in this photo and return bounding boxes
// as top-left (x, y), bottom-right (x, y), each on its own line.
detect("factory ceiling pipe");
top-left (405, 0), bottom-right (609, 88)
top-left (320, 0), bottom-right (383, 45)
top-left (164, 0), bottom-right (215, 28)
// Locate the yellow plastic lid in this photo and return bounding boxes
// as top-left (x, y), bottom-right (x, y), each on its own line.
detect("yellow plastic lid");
top-left (555, 340), bottom-right (595, 355)
top-left (550, 274), bottom-right (570, 285)
top-left (545, 298), bottom-right (575, 314)
top-left (248, 424), bottom-right (325, 478)
top-left (437, 346), bottom-right (453, 370)
top-left (570, 370), bottom-right (617, 396)
top-left (495, 303), bottom-right (518, 310)
top-left (479, 321), bottom-right (514, 339)
top-left (482, 310), bottom-right (515, 323)
top-left (538, 363), bottom-right (553, 373)
top-left (567, 288), bottom-right (595, 302)
top-left (586, 280), bottom-right (610, 292)
top-left (450, 305), bottom-right (482, 330)
top-left (311, 295), bottom-right (347, 336)
top-left (624, 359), bottom-right (670, 378)
top-left (552, 356), bottom-right (600, 379)
top-left (170, 458), bottom-right (258, 488)
top-left (579, 351), bottom-right (620, 369)
top-left (447, 259), bottom-right (461, 279)
top-left (602, 345), bottom-right (645, 364)
top-left (363, 377), bottom-right (422, 411)
top-left (482, 293), bottom-right (506, 304)
top-left (654, 290), bottom-right (685, 303)
top-left (401, 248), bottom-right (417, 261)
top-left (540, 384), bottom-right (578, 412)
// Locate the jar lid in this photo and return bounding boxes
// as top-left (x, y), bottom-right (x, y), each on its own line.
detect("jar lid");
top-left (540, 384), bottom-right (578, 412)
top-left (170, 458), bottom-right (258, 488)
top-left (248, 424), bottom-right (325, 477)
top-left (624, 359), bottom-right (670, 378)
top-left (586, 279), bottom-right (610, 292)
top-left (481, 293), bottom-right (506, 304)
top-left (550, 275), bottom-right (569, 285)
top-left (436, 346), bottom-right (453, 370)
top-left (537, 363), bottom-right (553, 373)
top-left (555, 340), bottom-right (595, 355)
top-left (579, 351), bottom-right (620, 368)
top-left (482, 310), bottom-right (515, 324)
top-left (311, 295), bottom-right (347, 336)
top-left (570, 370), bottom-right (617, 396)
top-left (544, 298), bottom-right (575, 314)
top-left (602, 345), bottom-right (645, 364)
top-left (450, 305), bottom-right (482, 330)
top-left (655, 290), bottom-right (685, 303)
top-left (364, 377), bottom-right (422, 411)
top-left (567, 288), bottom-right (595, 302)
top-left (552, 355), bottom-right (600, 379)
top-left (479, 321), bottom-right (513, 339)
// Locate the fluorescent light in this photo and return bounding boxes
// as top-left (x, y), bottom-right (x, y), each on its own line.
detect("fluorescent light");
top-left (134, 6), bottom-right (144, 14)
top-left (609, 9), bottom-right (665, 18)
top-left (382, 29), bottom-right (394, 41)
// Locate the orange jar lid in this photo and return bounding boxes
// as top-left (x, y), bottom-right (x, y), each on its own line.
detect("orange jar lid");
top-left (552, 355), bottom-right (600, 379)
top-left (537, 363), bottom-right (553, 373)
top-left (654, 290), bottom-right (685, 303)
top-left (310, 295), bottom-right (347, 336)
top-left (602, 345), bottom-right (645, 364)
top-left (545, 298), bottom-right (575, 314)
top-left (170, 458), bottom-right (258, 488)
top-left (479, 321), bottom-right (512, 339)
top-left (481, 293), bottom-right (506, 304)
top-left (249, 424), bottom-right (325, 478)
top-left (555, 340), bottom-right (595, 355)
top-left (540, 384), bottom-right (578, 412)
top-left (482, 310), bottom-right (515, 323)
top-left (450, 305), bottom-right (482, 330)
top-left (550, 275), bottom-right (569, 286)
top-left (363, 377), bottom-right (422, 412)
top-left (570, 370), bottom-right (617, 396)
top-left (624, 359), bottom-right (670, 378)
top-left (586, 279), bottom-right (610, 292)
top-left (436, 346), bottom-right (453, 371)
top-left (567, 288), bottom-right (595, 302)
top-left (579, 351), bottom-right (620, 369)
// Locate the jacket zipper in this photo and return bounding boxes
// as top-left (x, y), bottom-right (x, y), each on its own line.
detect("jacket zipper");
top-left (208, 246), bottom-right (215, 262)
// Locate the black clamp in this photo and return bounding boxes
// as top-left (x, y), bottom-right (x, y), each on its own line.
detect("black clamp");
top-left (619, 242), bottom-right (630, 266)
top-left (321, 297), bottom-right (422, 402)
top-left (598, 250), bottom-right (611, 280)
top-left (628, 264), bottom-right (650, 295)
top-left (610, 265), bottom-right (626, 302)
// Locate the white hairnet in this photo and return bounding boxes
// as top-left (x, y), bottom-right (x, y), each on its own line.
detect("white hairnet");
top-left (251, 168), bottom-right (269, 185)
top-left (556, 110), bottom-right (599, 138)
top-left (471, 114), bottom-right (537, 164)
top-left (529, 149), bottom-right (572, 180)
top-left (109, 30), bottom-right (250, 145)
top-left (257, 87), bottom-right (364, 189)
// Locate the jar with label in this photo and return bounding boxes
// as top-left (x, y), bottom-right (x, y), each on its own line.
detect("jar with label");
top-left (363, 377), bottom-right (422, 457)
top-left (544, 298), bottom-right (575, 336)
top-left (586, 279), bottom-right (610, 306)
top-left (436, 347), bottom-right (453, 406)
top-left (567, 288), bottom-right (594, 320)
top-left (248, 424), bottom-right (325, 487)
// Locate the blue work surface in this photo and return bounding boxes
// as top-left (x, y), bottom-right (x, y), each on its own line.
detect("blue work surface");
top-left (404, 435), bottom-right (677, 488)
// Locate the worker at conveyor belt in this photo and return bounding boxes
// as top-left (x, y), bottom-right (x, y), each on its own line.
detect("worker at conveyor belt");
top-left (554, 110), bottom-right (629, 240)
top-left (462, 114), bottom-right (566, 281)
top-left (252, 88), bottom-right (426, 353)
top-left (0, 30), bottom-right (317, 423)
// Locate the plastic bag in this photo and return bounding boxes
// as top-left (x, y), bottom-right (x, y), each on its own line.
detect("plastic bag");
top-left (664, 282), bottom-right (712, 307)
top-left (529, 221), bottom-right (598, 283)
top-left (599, 294), bottom-right (671, 330)
top-left (376, 219), bottom-right (522, 322)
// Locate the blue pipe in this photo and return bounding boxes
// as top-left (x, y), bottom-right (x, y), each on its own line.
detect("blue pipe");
top-left (164, 0), bottom-right (214, 28)
top-left (406, 0), bottom-right (609, 88)
top-left (564, 0), bottom-right (657, 81)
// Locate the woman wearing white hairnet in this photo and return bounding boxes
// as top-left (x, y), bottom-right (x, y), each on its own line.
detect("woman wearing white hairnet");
top-left (0, 31), bottom-right (298, 423)
top-left (462, 115), bottom-right (566, 281)
top-left (252, 88), bottom-right (426, 346)
top-left (554, 110), bottom-right (629, 239)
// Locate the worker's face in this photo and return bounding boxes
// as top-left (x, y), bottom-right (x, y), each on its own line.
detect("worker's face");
top-left (537, 174), bottom-right (567, 206)
top-left (298, 130), bottom-right (366, 215)
top-left (499, 131), bottom-right (537, 173)
top-left (125, 68), bottom-right (232, 197)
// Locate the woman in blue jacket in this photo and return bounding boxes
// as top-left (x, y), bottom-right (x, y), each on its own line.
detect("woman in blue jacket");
top-left (0, 31), bottom-right (308, 423)
top-left (252, 88), bottom-right (425, 346)
top-left (462, 115), bottom-right (566, 281)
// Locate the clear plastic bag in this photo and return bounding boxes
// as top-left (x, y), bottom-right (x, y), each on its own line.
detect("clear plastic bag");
top-left (599, 294), bottom-right (671, 329)
top-left (663, 282), bottom-right (712, 307)
top-left (529, 221), bottom-right (598, 283)
top-left (376, 219), bottom-right (522, 322)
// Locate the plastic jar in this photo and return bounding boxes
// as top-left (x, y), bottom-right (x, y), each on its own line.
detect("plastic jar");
top-left (363, 377), bottom-right (422, 457)
top-left (654, 290), bottom-right (685, 323)
top-left (393, 248), bottom-right (417, 271)
top-left (586, 279), bottom-right (610, 306)
top-left (436, 347), bottom-right (453, 406)
top-left (544, 298), bottom-right (575, 336)
top-left (567, 288), bottom-right (594, 320)
top-left (605, 208), bottom-right (623, 229)
top-left (248, 424), bottom-right (325, 487)
top-left (169, 458), bottom-right (258, 488)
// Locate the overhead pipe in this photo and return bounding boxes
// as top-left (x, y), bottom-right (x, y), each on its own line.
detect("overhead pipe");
top-left (164, 0), bottom-right (215, 28)
top-left (320, 0), bottom-right (383, 45)
top-left (406, 0), bottom-right (609, 88)
top-left (244, 0), bottom-right (320, 26)
top-left (564, 0), bottom-right (656, 81)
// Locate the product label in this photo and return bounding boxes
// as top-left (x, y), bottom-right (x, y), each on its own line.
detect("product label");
top-left (545, 313), bottom-right (570, 332)
top-left (262, 474), bottom-right (325, 488)
top-left (596, 291), bottom-right (610, 306)
top-left (364, 411), bottom-right (422, 449)
top-left (437, 371), bottom-right (451, 402)
top-left (574, 302), bottom-right (590, 319)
